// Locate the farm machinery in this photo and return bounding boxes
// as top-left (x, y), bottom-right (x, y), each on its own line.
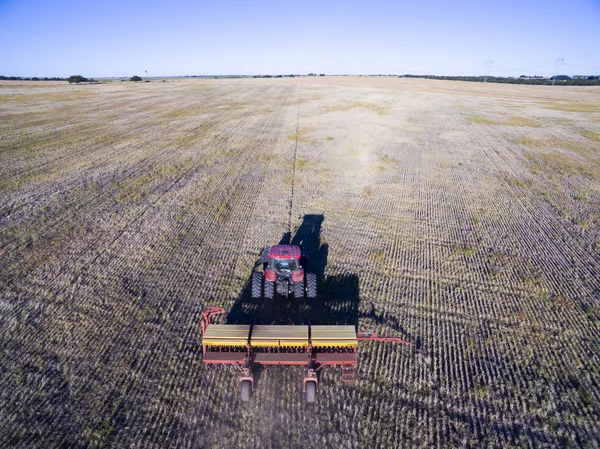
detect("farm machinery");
top-left (200, 306), bottom-right (413, 402)
top-left (252, 244), bottom-right (317, 300)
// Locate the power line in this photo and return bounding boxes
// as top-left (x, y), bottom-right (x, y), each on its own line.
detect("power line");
top-left (492, 65), bottom-right (554, 73)
top-left (393, 61), bottom-right (597, 77)
top-left (564, 63), bottom-right (600, 70)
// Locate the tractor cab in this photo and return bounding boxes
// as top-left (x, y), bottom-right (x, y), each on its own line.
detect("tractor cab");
top-left (266, 245), bottom-right (302, 274)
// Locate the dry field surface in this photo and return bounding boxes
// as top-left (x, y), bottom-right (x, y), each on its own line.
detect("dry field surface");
top-left (1, 77), bottom-right (599, 448)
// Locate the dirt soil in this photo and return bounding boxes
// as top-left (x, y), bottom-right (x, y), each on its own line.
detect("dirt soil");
top-left (1, 77), bottom-right (599, 448)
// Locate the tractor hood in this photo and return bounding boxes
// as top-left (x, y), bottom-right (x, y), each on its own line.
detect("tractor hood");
top-left (268, 245), bottom-right (301, 260)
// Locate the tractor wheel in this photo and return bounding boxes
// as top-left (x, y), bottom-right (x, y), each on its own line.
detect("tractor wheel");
top-left (240, 380), bottom-right (252, 402)
top-left (251, 272), bottom-right (263, 299)
top-left (305, 381), bottom-right (317, 403)
top-left (264, 281), bottom-right (275, 300)
top-left (306, 273), bottom-right (317, 299)
top-left (293, 282), bottom-right (305, 299)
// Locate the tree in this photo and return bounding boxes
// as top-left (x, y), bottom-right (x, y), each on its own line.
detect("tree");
top-left (130, 75), bottom-right (142, 82)
top-left (68, 75), bottom-right (88, 84)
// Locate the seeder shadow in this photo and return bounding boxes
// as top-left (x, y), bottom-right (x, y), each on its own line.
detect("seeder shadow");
top-left (311, 273), bottom-right (359, 326)
top-left (360, 302), bottom-right (421, 349)
top-left (226, 214), bottom-right (359, 328)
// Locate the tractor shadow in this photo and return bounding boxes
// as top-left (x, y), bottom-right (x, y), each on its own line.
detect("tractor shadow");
top-left (226, 214), bottom-right (360, 327)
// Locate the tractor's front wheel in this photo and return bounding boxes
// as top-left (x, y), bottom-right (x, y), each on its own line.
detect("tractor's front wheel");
top-left (251, 272), bottom-right (263, 299)
top-left (264, 281), bottom-right (275, 299)
top-left (293, 282), bottom-right (305, 299)
top-left (306, 273), bottom-right (317, 299)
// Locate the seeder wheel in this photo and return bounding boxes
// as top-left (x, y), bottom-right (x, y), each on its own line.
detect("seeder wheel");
top-left (240, 380), bottom-right (252, 402)
top-left (305, 381), bottom-right (317, 403)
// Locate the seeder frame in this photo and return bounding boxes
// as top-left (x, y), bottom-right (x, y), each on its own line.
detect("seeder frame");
top-left (200, 306), bottom-right (412, 402)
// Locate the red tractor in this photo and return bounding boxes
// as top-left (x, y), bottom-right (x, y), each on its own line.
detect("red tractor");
top-left (252, 244), bottom-right (317, 300)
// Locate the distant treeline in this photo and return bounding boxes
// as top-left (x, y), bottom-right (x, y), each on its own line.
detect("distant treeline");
top-left (0, 76), bottom-right (66, 81)
top-left (3, 74), bottom-right (599, 85)
top-left (400, 74), bottom-right (600, 86)
top-left (0, 75), bottom-right (100, 84)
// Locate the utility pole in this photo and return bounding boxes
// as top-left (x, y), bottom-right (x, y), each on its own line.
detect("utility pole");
top-left (484, 60), bottom-right (493, 83)
top-left (552, 58), bottom-right (564, 85)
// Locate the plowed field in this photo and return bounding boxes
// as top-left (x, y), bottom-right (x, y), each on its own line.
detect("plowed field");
top-left (1, 78), bottom-right (599, 448)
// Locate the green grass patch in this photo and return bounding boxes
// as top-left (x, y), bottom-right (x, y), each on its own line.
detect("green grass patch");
top-left (370, 251), bottom-right (385, 262)
top-left (0, 93), bottom-right (28, 103)
top-left (579, 129), bottom-right (600, 142)
top-left (475, 385), bottom-right (488, 398)
top-left (504, 175), bottom-right (532, 189)
top-left (287, 129), bottom-right (314, 144)
top-left (504, 117), bottom-right (540, 127)
top-left (517, 135), bottom-right (597, 159)
top-left (0, 166), bottom-right (64, 190)
top-left (553, 296), bottom-right (574, 311)
top-left (0, 89), bottom-right (97, 104)
top-left (325, 101), bottom-right (389, 115)
top-left (523, 151), bottom-right (597, 180)
top-left (577, 387), bottom-right (596, 407)
top-left (466, 115), bottom-right (539, 127)
top-left (114, 173), bottom-right (152, 202)
top-left (161, 105), bottom-right (210, 120)
top-left (466, 116), bottom-right (497, 124)
top-left (457, 245), bottom-right (476, 256)
top-left (295, 156), bottom-right (309, 169)
top-left (114, 160), bottom-right (195, 202)
top-left (33, 90), bottom-right (96, 102)
top-left (376, 154), bottom-right (400, 168)
top-left (517, 135), bottom-right (549, 148)
top-left (540, 102), bottom-right (600, 113)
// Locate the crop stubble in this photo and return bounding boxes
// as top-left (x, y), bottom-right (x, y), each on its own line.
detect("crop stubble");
top-left (0, 78), bottom-right (599, 448)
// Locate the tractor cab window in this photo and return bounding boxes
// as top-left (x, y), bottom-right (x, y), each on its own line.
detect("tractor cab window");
top-left (273, 258), bottom-right (298, 273)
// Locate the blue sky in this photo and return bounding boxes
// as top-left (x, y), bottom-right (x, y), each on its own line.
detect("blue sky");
top-left (1, 0), bottom-right (599, 77)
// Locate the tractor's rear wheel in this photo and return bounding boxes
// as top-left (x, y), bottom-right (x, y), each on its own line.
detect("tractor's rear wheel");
top-left (306, 273), bottom-right (317, 299)
top-left (264, 281), bottom-right (275, 299)
top-left (240, 380), bottom-right (252, 402)
top-left (251, 272), bottom-right (263, 299)
top-left (293, 282), bottom-right (305, 299)
top-left (305, 381), bottom-right (317, 403)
